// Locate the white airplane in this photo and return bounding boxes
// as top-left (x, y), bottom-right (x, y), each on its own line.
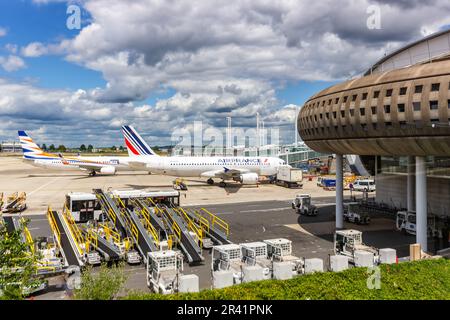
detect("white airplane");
top-left (121, 125), bottom-right (287, 187)
top-left (19, 130), bottom-right (137, 176)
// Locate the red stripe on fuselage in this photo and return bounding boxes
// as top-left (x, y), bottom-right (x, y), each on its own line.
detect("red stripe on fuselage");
top-left (125, 138), bottom-right (139, 155)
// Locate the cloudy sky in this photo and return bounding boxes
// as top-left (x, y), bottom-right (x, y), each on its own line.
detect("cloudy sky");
top-left (0, 0), bottom-right (449, 147)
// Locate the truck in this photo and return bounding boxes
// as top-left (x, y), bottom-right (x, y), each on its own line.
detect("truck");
top-left (275, 166), bottom-right (303, 188)
top-left (321, 179), bottom-right (336, 190)
top-left (396, 211), bottom-right (440, 238)
top-left (343, 202), bottom-right (370, 225)
top-left (292, 194), bottom-right (318, 216)
top-left (146, 250), bottom-right (184, 294)
top-left (334, 229), bottom-right (379, 264)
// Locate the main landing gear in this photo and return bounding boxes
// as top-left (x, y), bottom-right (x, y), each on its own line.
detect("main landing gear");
top-left (219, 181), bottom-right (226, 188)
top-left (89, 170), bottom-right (97, 177)
top-left (207, 178), bottom-right (214, 185)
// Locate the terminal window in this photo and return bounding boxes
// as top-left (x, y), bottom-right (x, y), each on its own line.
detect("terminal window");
top-left (429, 100), bottom-right (439, 110)
top-left (362, 92), bottom-right (368, 100)
top-left (343, 96), bottom-right (348, 103)
top-left (431, 83), bottom-right (440, 92)
top-left (352, 94), bottom-right (357, 101)
top-left (397, 103), bottom-right (405, 112)
top-left (349, 109), bottom-right (354, 116)
top-left (447, 99), bottom-right (450, 108)
top-left (341, 110), bottom-right (345, 117)
top-left (371, 106), bottom-right (377, 114)
top-left (400, 121), bottom-right (407, 129)
top-left (335, 98), bottom-right (339, 104)
top-left (386, 89), bottom-right (393, 97)
top-left (373, 91), bottom-right (380, 98)
top-left (333, 111), bottom-right (337, 118)
top-left (413, 102), bottom-right (421, 111)
top-left (399, 87), bottom-right (408, 95)
top-left (384, 105), bottom-right (391, 113)
top-left (360, 108), bottom-right (365, 116)
top-left (414, 85), bottom-right (423, 93)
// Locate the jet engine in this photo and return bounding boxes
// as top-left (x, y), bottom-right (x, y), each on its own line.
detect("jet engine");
top-left (99, 166), bottom-right (116, 175)
top-left (239, 172), bottom-right (259, 185)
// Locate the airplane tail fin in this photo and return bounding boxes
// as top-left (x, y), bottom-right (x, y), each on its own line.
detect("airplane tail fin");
top-left (18, 130), bottom-right (44, 159)
top-left (121, 125), bottom-right (159, 157)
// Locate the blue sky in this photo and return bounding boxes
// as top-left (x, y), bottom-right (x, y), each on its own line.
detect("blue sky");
top-left (0, 0), bottom-right (448, 147)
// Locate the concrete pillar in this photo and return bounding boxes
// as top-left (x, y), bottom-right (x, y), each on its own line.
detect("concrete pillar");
top-left (415, 156), bottom-right (428, 252)
top-left (336, 154), bottom-right (344, 229)
top-left (407, 156), bottom-right (415, 212)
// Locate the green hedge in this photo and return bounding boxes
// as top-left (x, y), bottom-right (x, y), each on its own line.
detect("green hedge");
top-left (124, 259), bottom-right (450, 300)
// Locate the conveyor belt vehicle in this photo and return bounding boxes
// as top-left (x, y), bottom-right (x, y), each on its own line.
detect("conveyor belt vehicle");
top-left (2, 192), bottom-right (27, 213)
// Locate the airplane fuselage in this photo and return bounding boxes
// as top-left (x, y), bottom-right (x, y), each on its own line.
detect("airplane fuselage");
top-left (130, 156), bottom-right (285, 177)
top-left (26, 156), bottom-right (134, 172)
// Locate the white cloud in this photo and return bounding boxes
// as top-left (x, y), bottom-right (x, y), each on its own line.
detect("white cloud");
top-left (2, 0), bottom-right (450, 145)
top-left (21, 42), bottom-right (49, 57)
top-left (0, 55), bottom-right (26, 72)
top-left (5, 44), bottom-right (18, 54)
top-left (0, 27), bottom-right (6, 37)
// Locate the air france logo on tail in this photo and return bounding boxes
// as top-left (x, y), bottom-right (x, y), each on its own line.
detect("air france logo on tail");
top-left (121, 125), bottom-right (158, 157)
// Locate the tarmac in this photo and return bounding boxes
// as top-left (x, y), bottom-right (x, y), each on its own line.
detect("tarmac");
top-left (0, 155), bottom-right (421, 299)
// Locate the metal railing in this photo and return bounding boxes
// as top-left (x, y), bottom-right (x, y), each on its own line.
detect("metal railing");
top-left (199, 208), bottom-right (229, 236)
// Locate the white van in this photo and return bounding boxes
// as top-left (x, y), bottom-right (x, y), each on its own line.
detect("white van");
top-left (351, 179), bottom-right (376, 192)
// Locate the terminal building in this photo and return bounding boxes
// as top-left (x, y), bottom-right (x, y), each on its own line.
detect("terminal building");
top-left (298, 30), bottom-right (450, 252)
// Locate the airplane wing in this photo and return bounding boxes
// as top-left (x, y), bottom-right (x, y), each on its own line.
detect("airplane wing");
top-left (200, 167), bottom-right (250, 180)
top-left (59, 157), bottom-right (108, 172)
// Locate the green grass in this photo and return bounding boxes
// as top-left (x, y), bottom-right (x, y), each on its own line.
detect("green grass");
top-left (124, 259), bottom-right (450, 300)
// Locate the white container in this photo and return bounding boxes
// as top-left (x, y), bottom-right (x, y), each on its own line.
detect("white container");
top-left (212, 270), bottom-right (234, 289)
top-left (304, 258), bottom-right (323, 274)
top-left (330, 255), bottom-right (349, 272)
top-left (178, 274), bottom-right (199, 293)
top-left (242, 265), bottom-right (265, 283)
top-left (354, 250), bottom-right (374, 267)
top-left (379, 248), bottom-right (396, 264)
top-left (273, 261), bottom-right (293, 280)
top-left (277, 166), bottom-right (303, 182)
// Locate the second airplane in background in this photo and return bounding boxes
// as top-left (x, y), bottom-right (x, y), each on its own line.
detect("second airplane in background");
top-left (122, 125), bottom-right (286, 187)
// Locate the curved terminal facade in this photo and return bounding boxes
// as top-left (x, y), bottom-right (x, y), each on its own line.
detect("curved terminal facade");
top-left (298, 31), bottom-right (450, 252)
top-left (298, 58), bottom-right (450, 156)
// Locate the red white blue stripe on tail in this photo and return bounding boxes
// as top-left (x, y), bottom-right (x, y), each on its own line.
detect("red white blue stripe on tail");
top-left (121, 125), bottom-right (158, 156)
